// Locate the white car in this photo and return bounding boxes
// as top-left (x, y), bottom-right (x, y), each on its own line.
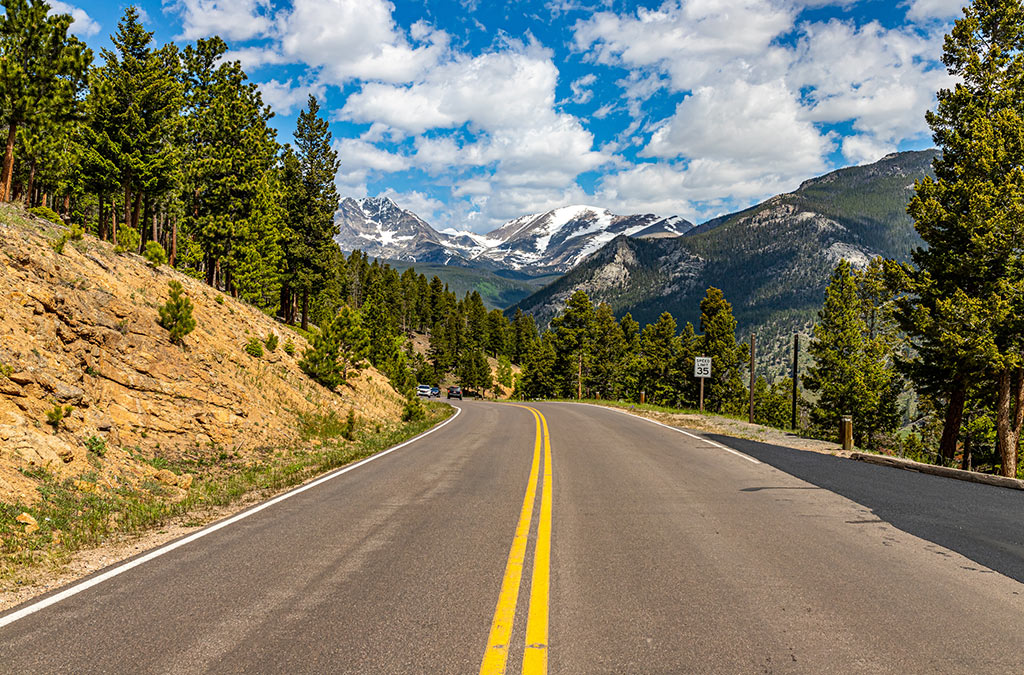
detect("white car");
top-left (416, 384), bottom-right (432, 397)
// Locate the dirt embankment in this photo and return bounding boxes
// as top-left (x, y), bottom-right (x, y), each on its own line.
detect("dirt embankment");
top-left (0, 206), bottom-right (402, 507)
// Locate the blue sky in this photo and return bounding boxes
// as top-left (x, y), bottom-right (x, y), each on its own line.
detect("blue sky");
top-left (54, 0), bottom-right (964, 232)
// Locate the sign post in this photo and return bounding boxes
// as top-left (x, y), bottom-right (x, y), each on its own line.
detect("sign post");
top-left (694, 356), bottom-right (711, 412)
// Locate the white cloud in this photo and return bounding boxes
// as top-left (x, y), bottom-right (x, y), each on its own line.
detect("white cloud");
top-left (224, 47), bottom-right (289, 71)
top-left (907, 0), bottom-right (966, 21)
top-left (569, 73), bottom-right (597, 104)
top-left (171, 0), bottom-right (272, 41)
top-left (276, 0), bottom-right (449, 84)
top-left (643, 79), bottom-right (832, 184)
top-left (789, 20), bottom-right (950, 143)
top-left (48, 1), bottom-right (100, 37)
top-left (334, 138), bottom-right (410, 173)
top-left (256, 79), bottom-right (326, 116)
top-left (840, 135), bottom-right (896, 165)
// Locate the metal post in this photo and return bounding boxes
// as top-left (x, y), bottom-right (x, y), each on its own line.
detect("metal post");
top-left (749, 333), bottom-right (756, 424)
top-left (791, 333), bottom-right (799, 430)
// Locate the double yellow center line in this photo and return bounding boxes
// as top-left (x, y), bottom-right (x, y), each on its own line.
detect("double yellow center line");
top-left (479, 406), bottom-right (553, 675)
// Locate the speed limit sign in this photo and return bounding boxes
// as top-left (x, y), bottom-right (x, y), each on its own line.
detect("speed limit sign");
top-left (694, 356), bottom-right (711, 378)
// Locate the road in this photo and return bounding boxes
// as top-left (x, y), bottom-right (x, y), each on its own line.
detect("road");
top-left (2, 400), bottom-right (1024, 673)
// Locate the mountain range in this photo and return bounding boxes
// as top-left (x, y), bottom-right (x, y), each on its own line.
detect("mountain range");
top-left (335, 199), bottom-right (693, 274)
top-left (508, 149), bottom-right (938, 371)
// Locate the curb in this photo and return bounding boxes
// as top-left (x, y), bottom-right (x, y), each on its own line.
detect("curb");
top-left (850, 452), bottom-right (1024, 491)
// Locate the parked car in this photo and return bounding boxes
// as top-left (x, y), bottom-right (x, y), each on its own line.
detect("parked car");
top-left (416, 384), bottom-right (432, 397)
top-left (447, 386), bottom-right (462, 400)
top-left (430, 386), bottom-right (441, 398)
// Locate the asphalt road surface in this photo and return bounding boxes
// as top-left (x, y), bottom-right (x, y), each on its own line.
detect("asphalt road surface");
top-left (3, 400), bottom-right (1024, 674)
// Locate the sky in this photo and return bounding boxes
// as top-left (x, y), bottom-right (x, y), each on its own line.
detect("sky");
top-left (51, 0), bottom-right (965, 233)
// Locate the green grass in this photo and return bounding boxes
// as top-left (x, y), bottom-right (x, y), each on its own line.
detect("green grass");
top-left (0, 403), bottom-right (454, 586)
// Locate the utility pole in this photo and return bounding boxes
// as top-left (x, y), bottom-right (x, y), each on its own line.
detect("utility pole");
top-left (748, 333), bottom-right (756, 424)
top-left (791, 333), bottom-right (799, 430)
top-left (577, 352), bottom-right (582, 400)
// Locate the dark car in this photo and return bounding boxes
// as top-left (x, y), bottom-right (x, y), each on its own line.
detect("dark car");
top-left (430, 386), bottom-right (441, 398)
top-left (447, 386), bottom-right (462, 400)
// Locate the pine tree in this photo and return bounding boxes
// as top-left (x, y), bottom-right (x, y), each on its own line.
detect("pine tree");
top-left (589, 302), bottom-right (625, 400)
top-left (157, 280), bottom-right (196, 346)
top-left (0, 0), bottom-right (90, 202)
top-left (899, 0), bottom-right (1024, 474)
top-left (698, 287), bottom-right (748, 414)
top-left (283, 96), bottom-right (340, 330)
top-left (551, 290), bottom-right (595, 398)
top-left (638, 312), bottom-right (680, 406)
top-left (299, 305), bottom-right (369, 389)
top-left (805, 261), bottom-right (901, 446)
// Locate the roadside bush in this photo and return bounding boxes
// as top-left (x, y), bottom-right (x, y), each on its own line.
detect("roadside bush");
top-left (157, 281), bottom-right (196, 346)
top-left (343, 408), bottom-right (357, 441)
top-left (264, 333), bottom-right (279, 352)
top-left (402, 391), bottom-right (426, 422)
top-left (143, 241), bottom-right (168, 266)
top-left (115, 225), bottom-right (140, 254)
top-left (245, 337), bottom-right (264, 358)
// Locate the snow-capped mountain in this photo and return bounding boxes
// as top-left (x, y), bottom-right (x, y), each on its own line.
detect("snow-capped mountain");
top-left (334, 198), bottom-right (694, 273)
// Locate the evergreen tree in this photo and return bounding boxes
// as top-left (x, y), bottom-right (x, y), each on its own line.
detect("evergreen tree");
top-left (521, 336), bottom-right (558, 400)
top-left (551, 290), bottom-right (595, 398)
top-left (806, 261), bottom-right (901, 446)
top-left (157, 280), bottom-right (196, 346)
top-left (698, 287), bottom-right (748, 414)
top-left (0, 0), bottom-right (90, 202)
top-left (899, 0), bottom-right (1024, 474)
top-left (283, 96), bottom-right (340, 330)
top-left (510, 308), bottom-right (538, 364)
top-left (589, 302), bottom-right (625, 400)
top-left (638, 312), bottom-right (680, 406)
top-left (299, 305), bottom-right (369, 389)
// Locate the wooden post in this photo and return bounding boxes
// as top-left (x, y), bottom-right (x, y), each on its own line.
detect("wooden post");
top-left (749, 333), bottom-right (756, 424)
top-left (640, 390), bottom-right (645, 405)
top-left (699, 377), bottom-right (705, 413)
top-left (578, 352), bottom-right (582, 400)
top-left (791, 333), bottom-right (799, 430)
top-left (841, 415), bottom-right (853, 451)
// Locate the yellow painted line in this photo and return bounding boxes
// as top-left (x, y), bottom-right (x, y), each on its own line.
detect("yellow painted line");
top-left (480, 406), bottom-right (542, 675)
top-left (523, 408), bottom-right (552, 674)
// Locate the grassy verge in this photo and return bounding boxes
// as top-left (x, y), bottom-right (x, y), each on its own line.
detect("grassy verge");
top-left (0, 402), bottom-right (454, 588)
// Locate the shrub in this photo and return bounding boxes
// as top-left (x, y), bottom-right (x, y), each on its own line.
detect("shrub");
top-left (143, 241), bottom-right (167, 266)
top-left (46, 402), bottom-right (73, 430)
top-left (283, 338), bottom-right (295, 356)
top-left (264, 333), bottom-right (279, 352)
top-left (402, 391), bottom-right (426, 423)
top-left (29, 205), bottom-right (62, 224)
top-left (84, 435), bottom-right (106, 457)
top-left (114, 225), bottom-right (140, 254)
top-left (215, 295), bottom-right (225, 305)
top-left (49, 223), bottom-right (84, 254)
top-left (343, 408), bottom-right (357, 441)
top-left (245, 337), bottom-right (264, 358)
top-left (157, 281), bottom-right (197, 346)
top-left (0, 362), bottom-right (12, 379)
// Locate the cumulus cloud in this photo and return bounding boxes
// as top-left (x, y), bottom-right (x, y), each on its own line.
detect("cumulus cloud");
top-left (569, 73), bottom-right (597, 104)
top-left (171, 0), bottom-right (272, 41)
top-left (48, 1), bottom-right (100, 37)
top-left (256, 79), bottom-right (326, 116)
top-left (275, 0), bottom-right (449, 84)
top-left (907, 0), bottom-right (967, 21)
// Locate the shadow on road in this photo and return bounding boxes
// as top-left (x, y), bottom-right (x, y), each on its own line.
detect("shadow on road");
top-left (706, 433), bottom-right (1024, 584)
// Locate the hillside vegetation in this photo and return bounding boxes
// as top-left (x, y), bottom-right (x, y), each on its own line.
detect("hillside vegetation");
top-left (0, 206), bottom-right (451, 585)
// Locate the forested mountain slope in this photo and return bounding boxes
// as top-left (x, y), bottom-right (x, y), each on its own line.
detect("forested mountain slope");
top-left (510, 150), bottom-right (937, 370)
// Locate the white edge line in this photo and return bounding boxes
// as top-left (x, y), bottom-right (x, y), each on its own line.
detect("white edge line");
top-left (0, 404), bottom-right (463, 630)
top-left (566, 402), bottom-right (760, 465)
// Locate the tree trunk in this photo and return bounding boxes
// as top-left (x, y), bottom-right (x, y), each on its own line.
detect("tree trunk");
top-left (98, 194), bottom-right (106, 240)
top-left (62, 193), bottom-right (70, 220)
top-left (280, 283), bottom-right (291, 324)
top-left (131, 190), bottom-right (142, 234)
top-left (170, 216), bottom-right (177, 267)
top-left (41, 192), bottom-right (47, 209)
top-left (301, 291), bottom-right (309, 331)
top-left (123, 186), bottom-right (131, 233)
top-left (112, 195), bottom-right (118, 243)
top-left (996, 366), bottom-right (1024, 478)
top-left (205, 255), bottom-right (216, 286)
top-left (939, 380), bottom-right (966, 463)
top-left (0, 122), bottom-right (18, 202)
top-left (25, 162), bottom-right (36, 207)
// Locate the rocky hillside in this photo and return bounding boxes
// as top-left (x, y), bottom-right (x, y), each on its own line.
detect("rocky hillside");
top-left (510, 150), bottom-right (938, 371)
top-left (0, 205), bottom-right (402, 507)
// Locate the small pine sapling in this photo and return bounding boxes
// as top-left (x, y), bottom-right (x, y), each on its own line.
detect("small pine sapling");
top-left (343, 408), bottom-right (357, 440)
top-left (143, 241), bottom-right (168, 266)
top-left (283, 338), bottom-right (295, 356)
top-left (265, 333), bottom-right (279, 351)
top-left (245, 337), bottom-right (264, 357)
top-left (115, 225), bottom-right (141, 254)
top-left (46, 402), bottom-right (73, 430)
top-left (158, 281), bottom-right (197, 346)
